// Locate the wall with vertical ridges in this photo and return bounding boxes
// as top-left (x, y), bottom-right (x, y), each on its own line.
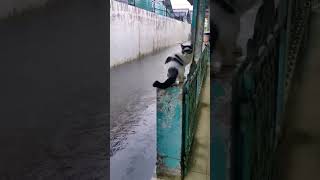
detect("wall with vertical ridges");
top-left (110, 0), bottom-right (191, 67)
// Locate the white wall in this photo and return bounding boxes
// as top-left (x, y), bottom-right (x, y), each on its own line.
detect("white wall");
top-left (110, 0), bottom-right (191, 68)
top-left (0, 0), bottom-right (49, 18)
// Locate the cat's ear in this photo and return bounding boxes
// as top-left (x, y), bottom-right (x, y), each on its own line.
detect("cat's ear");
top-left (180, 44), bottom-right (184, 49)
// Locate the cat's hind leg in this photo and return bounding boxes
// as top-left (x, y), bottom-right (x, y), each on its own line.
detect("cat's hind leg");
top-left (178, 68), bottom-right (185, 83)
top-left (178, 73), bottom-right (184, 83)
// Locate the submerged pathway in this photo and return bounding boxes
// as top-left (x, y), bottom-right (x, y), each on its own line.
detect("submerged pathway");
top-left (110, 45), bottom-right (184, 180)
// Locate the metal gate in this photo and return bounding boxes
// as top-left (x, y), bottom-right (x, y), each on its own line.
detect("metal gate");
top-left (232, 0), bottom-right (311, 179)
top-left (182, 45), bottom-right (209, 175)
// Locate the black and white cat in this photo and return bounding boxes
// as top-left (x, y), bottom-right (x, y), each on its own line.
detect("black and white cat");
top-left (211, 0), bottom-right (261, 70)
top-left (152, 44), bottom-right (193, 89)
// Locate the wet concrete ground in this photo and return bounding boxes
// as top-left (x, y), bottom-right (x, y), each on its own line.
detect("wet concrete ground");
top-left (0, 1), bottom-right (108, 179)
top-left (110, 45), bottom-right (183, 180)
top-left (276, 8), bottom-right (320, 180)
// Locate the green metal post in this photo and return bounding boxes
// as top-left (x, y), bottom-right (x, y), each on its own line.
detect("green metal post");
top-left (211, 79), bottom-right (230, 180)
top-left (276, 0), bottom-right (289, 144)
top-left (156, 87), bottom-right (184, 178)
top-left (284, 0), bottom-right (293, 102)
top-left (194, 0), bottom-right (206, 62)
top-left (191, 0), bottom-right (198, 47)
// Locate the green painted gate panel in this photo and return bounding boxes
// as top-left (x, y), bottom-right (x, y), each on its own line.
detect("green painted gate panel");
top-left (231, 0), bottom-right (312, 180)
top-left (182, 46), bottom-right (209, 175)
top-left (232, 1), bottom-right (279, 180)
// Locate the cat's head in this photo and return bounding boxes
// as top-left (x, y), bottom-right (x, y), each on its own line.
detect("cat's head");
top-left (181, 44), bottom-right (193, 54)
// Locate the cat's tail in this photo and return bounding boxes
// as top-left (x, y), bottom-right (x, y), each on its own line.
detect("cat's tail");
top-left (153, 67), bottom-right (178, 89)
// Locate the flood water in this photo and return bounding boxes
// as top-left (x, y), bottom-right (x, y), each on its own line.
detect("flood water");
top-left (110, 45), bottom-right (182, 180)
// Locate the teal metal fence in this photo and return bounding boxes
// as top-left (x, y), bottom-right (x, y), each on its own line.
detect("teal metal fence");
top-left (126, 0), bottom-right (175, 18)
top-left (232, 0), bottom-right (311, 179)
top-left (182, 45), bottom-right (209, 175)
top-left (284, 0), bottom-right (311, 102)
top-left (128, 0), bottom-right (153, 12)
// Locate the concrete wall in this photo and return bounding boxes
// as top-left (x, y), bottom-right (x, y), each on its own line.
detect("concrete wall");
top-left (110, 0), bottom-right (191, 67)
top-left (0, 0), bottom-right (50, 18)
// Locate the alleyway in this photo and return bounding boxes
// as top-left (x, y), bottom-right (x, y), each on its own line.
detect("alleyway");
top-left (276, 8), bottom-right (320, 180)
top-left (110, 45), bottom-right (184, 180)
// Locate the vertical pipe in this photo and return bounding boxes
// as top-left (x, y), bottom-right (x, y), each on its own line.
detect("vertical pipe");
top-left (191, 0), bottom-right (198, 47)
top-left (284, 0), bottom-right (293, 105)
top-left (156, 87), bottom-right (184, 178)
top-left (276, 0), bottom-right (289, 144)
top-left (194, 0), bottom-right (206, 62)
